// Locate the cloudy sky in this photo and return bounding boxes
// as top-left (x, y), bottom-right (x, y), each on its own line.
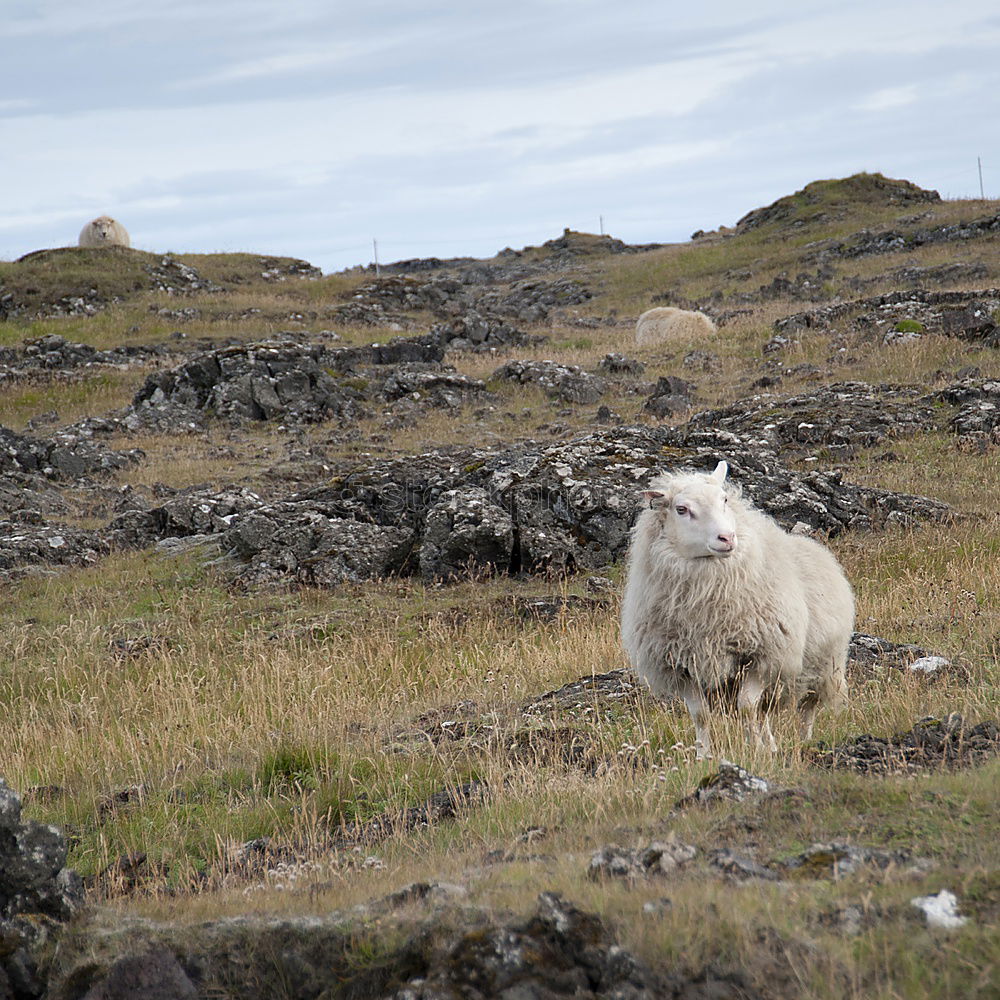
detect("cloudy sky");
top-left (2, 0), bottom-right (999, 273)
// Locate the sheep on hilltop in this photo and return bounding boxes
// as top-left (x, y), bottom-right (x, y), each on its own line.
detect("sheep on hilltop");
top-left (78, 216), bottom-right (130, 249)
top-left (635, 306), bottom-right (716, 346)
top-left (621, 461), bottom-right (854, 757)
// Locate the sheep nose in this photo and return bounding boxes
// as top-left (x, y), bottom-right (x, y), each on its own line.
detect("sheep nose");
top-left (716, 532), bottom-right (735, 548)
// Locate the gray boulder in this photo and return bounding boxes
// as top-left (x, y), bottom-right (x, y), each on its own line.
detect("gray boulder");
top-left (419, 487), bottom-right (514, 579)
top-left (490, 359), bottom-right (607, 404)
top-left (686, 381), bottom-right (940, 457)
top-left (222, 507), bottom-right (415, 588)
top-left (1, 779), bottom-right (82, 998)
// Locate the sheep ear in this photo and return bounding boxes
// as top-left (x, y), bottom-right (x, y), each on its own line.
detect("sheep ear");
top-left (710, 461), bottom-right (729, 483)
top-left (642, 489), bottom-right (668, 507)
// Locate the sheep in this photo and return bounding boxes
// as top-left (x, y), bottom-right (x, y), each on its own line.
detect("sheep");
top-left (78, 216), bottom-right (130, 248)
top-left (620, 461), bottom-right (853, 758)
top-left (635, 306), bottom-right (716, 347)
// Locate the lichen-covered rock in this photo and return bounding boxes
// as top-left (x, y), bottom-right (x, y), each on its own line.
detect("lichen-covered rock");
top-left (379, 365), bottom-right (489, 406)
top-left (110, 488), bottom-right (265, 549)
top-left (644, 375), bottom-right (697, 418)
top-left (0, 425), bottom-right (143, 481)
top-left (685, 382), bottom-right (940, 457)
top-left (588, 840), bottom-right (697, 881)
top-left (490, 359), bottom-right (608, 404)
top-left (222, 507), bottom-right (415, 588)
top-left (1, 779), bottom-right (82, 998)
top-left (675, 762), bottom-right (775, 808)
top-left (0, 521), bottom-right (109, 579)
top-left (47, 890), bottom-right (749, 1000)
top-left (810, 713), bottom-right (1000, 774)
top-left (126, 335), bottom-right (447, 429)
top-left (774, 287), bottom-right (1000, 345)
top-left (935, 378), bottom-right (1000, 450)
top-left (105, 425), bottom-right (951, 586)
top-left (394, 892), bottom-right (673, 1000)
top-left (419, 487), bottom-right (514, 579)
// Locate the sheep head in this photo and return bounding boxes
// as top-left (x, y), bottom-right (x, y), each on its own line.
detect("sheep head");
top-left (642, 461), bottom-right (738, 559)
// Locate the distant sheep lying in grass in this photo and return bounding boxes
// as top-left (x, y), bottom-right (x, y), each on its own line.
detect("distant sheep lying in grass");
top-left (635, 306), bottom-right (716, 346)
top-left (621, 461), bottom-right (854, 758)
top-left (78, 216), bottom-right (130, 248)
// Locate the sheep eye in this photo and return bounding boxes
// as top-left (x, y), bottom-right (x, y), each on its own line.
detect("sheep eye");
top-left (675, 505), bottom-right (688, 516)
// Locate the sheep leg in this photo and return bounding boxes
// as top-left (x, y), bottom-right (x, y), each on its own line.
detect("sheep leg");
top-left (680, 684), bottom-right (712, 759)
top-left (737, 673), bottom-right (778, 753)
top-left (798, 698), bottom-right (819, 741)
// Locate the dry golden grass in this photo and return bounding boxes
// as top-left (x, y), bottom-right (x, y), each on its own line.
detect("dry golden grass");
top-left (3, 188), bottom-right (999, 998)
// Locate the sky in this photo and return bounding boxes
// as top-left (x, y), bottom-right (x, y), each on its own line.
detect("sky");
top-left (2, 0), bottom-right (999, 274)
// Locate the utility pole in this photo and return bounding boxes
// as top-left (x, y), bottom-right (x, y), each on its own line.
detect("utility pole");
top-left (978, 157), bottom-right (985, 200)
top-left (599, 215), bottom-right (604, 236)
top-left (373, 238), bottom-right (380, 277)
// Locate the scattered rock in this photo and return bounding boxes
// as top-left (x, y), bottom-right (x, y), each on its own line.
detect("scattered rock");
top-left (775, 288), bottom-right (1000, 347)
top-left (0, 424), bottom-right (143, 481)
top-left (780, 842), bottom-right (918, 879)
top-left (685, 382), bottom-right (941, 458)
top-left (598, 352), bottom-right (646, 375)
top-left (911, 889), bottom-right (969, 929)
top-left (490, 359), bottom-right (608, 404)
top-left (0, 521), bottom-right (109, 579)
top-left (708, 850), bottom-right (782, 882)
top-left (522, 669), bottom-right (650, 718)
top-left (816, 902), bottom-right (883, 936)
top-left (1, 778), bottom-right (82, 998)
top-left (589, 839), bottom-right (697, 881)
top-left (644, 375), bottom-right (697, 418)
top-left (810, 713), bottom-right (1000, 773)
top-left (675, 762), bottom-right (776, 809)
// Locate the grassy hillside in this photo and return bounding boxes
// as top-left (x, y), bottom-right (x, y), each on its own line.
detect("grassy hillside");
top-left (1, 173), bottom-right (998, 998)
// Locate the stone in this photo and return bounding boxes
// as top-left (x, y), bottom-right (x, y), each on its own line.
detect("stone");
top-left (588, 839), bottom-right (697, 880)
top-left (780, 842), bottom-right (916, 879)
top-left (708, 850), bottom-right (782, 881)
top-left (810, 714), bottom-right (1000, 773)
top-left (910, 890), bottom-right (969, 930)
top-left (685, 382), bottom-right (940, 458)
top-left (490, 359), bottom-right (608, 404)
top-left (107, 425), bottom-right (951, 586)
top-left (222, 509), bottom-right (415, 588)
top-left (643, 375), bottom-right (697, 417)
top-left (418, 487), bottom-right (514, 580)
top-left (0, 778), bottom-right (81, 997)
top-left (676, 762), bottom-right (774, 808)
top-left (81, 948), bottom-right (198, 1000)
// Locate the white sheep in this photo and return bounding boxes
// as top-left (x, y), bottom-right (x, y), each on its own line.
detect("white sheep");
top-left (621, 461), bottom-right (853, 757)
top-left (78, 216), bottom-right (131, 248)
top-left (635, 306), bottom-right (716, 347)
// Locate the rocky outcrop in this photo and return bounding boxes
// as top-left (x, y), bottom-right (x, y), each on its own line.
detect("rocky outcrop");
top-left (774, 288), bottom-right (1000, 346)
top-left (810, 713), bottom-right (1000, 773)
top-left (0, 522), bottom-right (109, 579)
top-left (490, 359), bottom-right (608, 404)
top-left (0, 425), bottom-right (143, 481)
top-left (1, 779), bottom-right (82, 999)
top-left (935, 377), bottom-right (1000, 450)
top-left (685, 381), bottom-right (941, 457)
top-left (0, 334), bottom-right (167, 375)
top-left (112, 425), bottom-right (951, 586)
top-left (124, 335), bottom-right (476, 429)
top-left (44, 890), bottom-right (751, 1000)
top-left (222, 509), bottom-right (415, 589)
